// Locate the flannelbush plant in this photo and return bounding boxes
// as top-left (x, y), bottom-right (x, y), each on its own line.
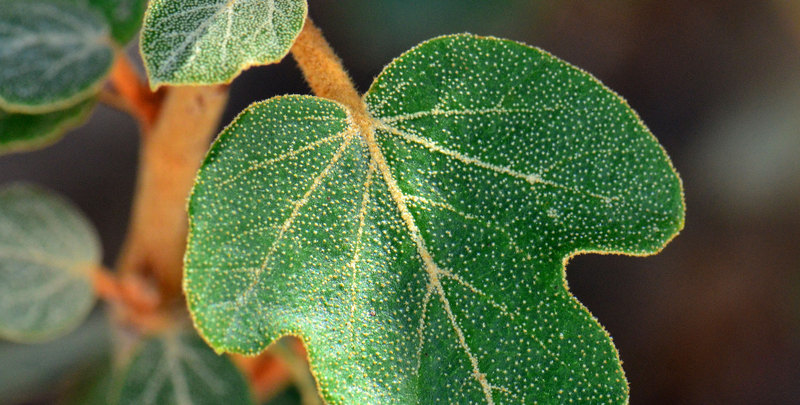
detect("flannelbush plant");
top-left (0, 1), bottom-right (684, 404)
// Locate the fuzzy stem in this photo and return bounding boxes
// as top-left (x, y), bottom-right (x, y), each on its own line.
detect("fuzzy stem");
top-left (92, 267), bottom-right (159, 312)
top-left (116, 85), bottom-right (229, 301)
top-left (291, 19), bottom-right (365, 115)
top-left (108, 53), bottom-right (162, 130)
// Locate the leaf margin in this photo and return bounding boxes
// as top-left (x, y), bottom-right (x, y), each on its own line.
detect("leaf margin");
top-left (0, 182), bottom-right (101, 343)
top-left (139, 0), bottom-right (309, 90)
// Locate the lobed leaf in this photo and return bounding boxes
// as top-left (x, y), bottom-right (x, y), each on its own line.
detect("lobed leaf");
top-left (116, 330), bottom-right (253, 405)
top-left (140, 0), bottom-right (308, 88)
top-left (0, 0), bottom-right (114, 113)
top-left (185, 35), bottom-right (685, 404)
top-left (0, 99), bottom-right (96, 155)
top-left (0, 184), bottom-right (101, 343)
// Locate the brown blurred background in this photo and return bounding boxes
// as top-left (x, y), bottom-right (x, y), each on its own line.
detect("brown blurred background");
top-left (1, 0), bottom-right (799, 403)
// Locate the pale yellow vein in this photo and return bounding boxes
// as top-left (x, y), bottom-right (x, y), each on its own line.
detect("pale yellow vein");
top-left (437, 267), bottom-right (516, 320)
top-left (378, 106), bottom-right (540, 125)
top-left (215, 130), bottom-right (349, 188)
top-left (362, 122), bottom-right (497, 405)
top-left (375, 120), bottom-right (615, 203)
top-left (404, 193), bottom-right (527, 256)
top-left (231, 121), bottom-right (357, 309)
top-left (404, 194), bottom-right (476, 220)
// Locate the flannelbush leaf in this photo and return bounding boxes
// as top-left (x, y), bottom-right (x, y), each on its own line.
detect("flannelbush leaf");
top-left (0, 0), bottom-right (114, 113)
top-left (140, 0), bottom-right (308, 88)
top-left (0, 99), bottom-right (96, 155)
top-left (185, 35), bottom-right (685, 404)
top-left (0, 184), bottom-right (101, 343)
top-left (117, 330), bottom-right (253, 405)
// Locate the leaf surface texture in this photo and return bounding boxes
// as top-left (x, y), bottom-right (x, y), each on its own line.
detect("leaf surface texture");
top-left (0, 0), bottom-right (113, 113)
top-left (185, 35), bottom-right (685, 404)
top-left (140, 0), bottom-right (307, 88)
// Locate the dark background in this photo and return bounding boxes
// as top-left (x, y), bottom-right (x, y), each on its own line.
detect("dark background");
top-left (1, 1), bottom-right (799, 403)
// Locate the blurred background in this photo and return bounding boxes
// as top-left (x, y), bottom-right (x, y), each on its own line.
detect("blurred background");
top-left (1, 0), bottom-right (799, 403)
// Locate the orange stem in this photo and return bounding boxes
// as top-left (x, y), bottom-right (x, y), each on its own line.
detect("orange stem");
top-left (290, 19), bottom-right (364, 114)
top-left (92, 268), bottom-right (159, 312)
top-left (92, 267), bottom-right (125, 303)
top-left (92, 267), bottom-right (171, 333)
top-left (108, 52), bottom-right (163, 130)
top-left (236, 353), bottom-right (293, 402)
top-left (234, 338), bottom-right (312, 402)
top-left (115, 85), bottom-right (230, 301)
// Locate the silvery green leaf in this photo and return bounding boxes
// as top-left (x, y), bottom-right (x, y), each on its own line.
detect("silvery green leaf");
top-left (0, 0), bottom-right (114, 113)
top-left (0, 184), bottom-right (101, 342)
top-left (0, 99), bottom-right (96, 155)
top-left (140, 0), bottom-right (307, 88)
top-left (86, 0), bottom-right (147, 44)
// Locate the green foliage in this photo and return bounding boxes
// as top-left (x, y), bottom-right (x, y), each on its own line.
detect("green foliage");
top-left (184, 35), bottom-right (684, 404)
top-left (0, 0), bottom-right (114, 113)
top-left (140, 0), bottom-right (308, 88)
top-left (0, 184), bottom-right (101, 342)
top-left (63, 361), bottom-right (116, 405)
top-left (0, 99), bottom-right (96, 155)
top-left (85, 0), bottom-right (148, 44)
top-left (117, 329), bottom-right (253, 405)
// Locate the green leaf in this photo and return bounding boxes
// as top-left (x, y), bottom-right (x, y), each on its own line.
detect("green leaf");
top-left (0, 99), bottom-right (96, 155)
top-left (63, 359), bottom-right (115, 405)
top-left (0, 0), bottom-right (115, 114)
top-left (117, 329), bottom-right (253, 405)
top-left (140, 0), bottom-right (308, 89)
top-left (185, 35), bottom-right (685, 404)
top-left (86, 0), bottom-right (148, 44)
top-left (0, 184), bottom-right (101, 342)
top-left (0, 312), bottom-right (110, 402)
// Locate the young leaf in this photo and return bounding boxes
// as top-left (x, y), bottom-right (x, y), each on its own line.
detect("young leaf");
top-left (0, 0), bottom-right (114, 114)
top-left (185, 35), bottom-right (685, 404)
top-left (140, 0), bottom-right (308, 88)
top-left (86, 0), bottom-right (148, 44)
top-left (0, 99), bottom-right (96, 155)
top-left (0, 184), bottom-right (101, 343)
top-left (117, 330), bottom-right (253, 405)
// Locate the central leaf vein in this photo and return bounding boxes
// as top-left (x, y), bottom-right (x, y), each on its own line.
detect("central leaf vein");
top-left (361, 120), bottom-right (498, 404)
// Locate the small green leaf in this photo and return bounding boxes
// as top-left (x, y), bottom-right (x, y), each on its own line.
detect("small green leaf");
top-left (0, 99), bottom-right (96, 155)
top-left (117, 329), bottom-right (253, 405)
top-left (140, 0), bottom-right (308, 88)
top-left (86, 0), bottom-right (148, 44)
top-left (0, 184), bottom-right (101, 343)
top-left (0, 0), bottom-right (115, 113)
top-left (186, 35), bottom-right (684, 404)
